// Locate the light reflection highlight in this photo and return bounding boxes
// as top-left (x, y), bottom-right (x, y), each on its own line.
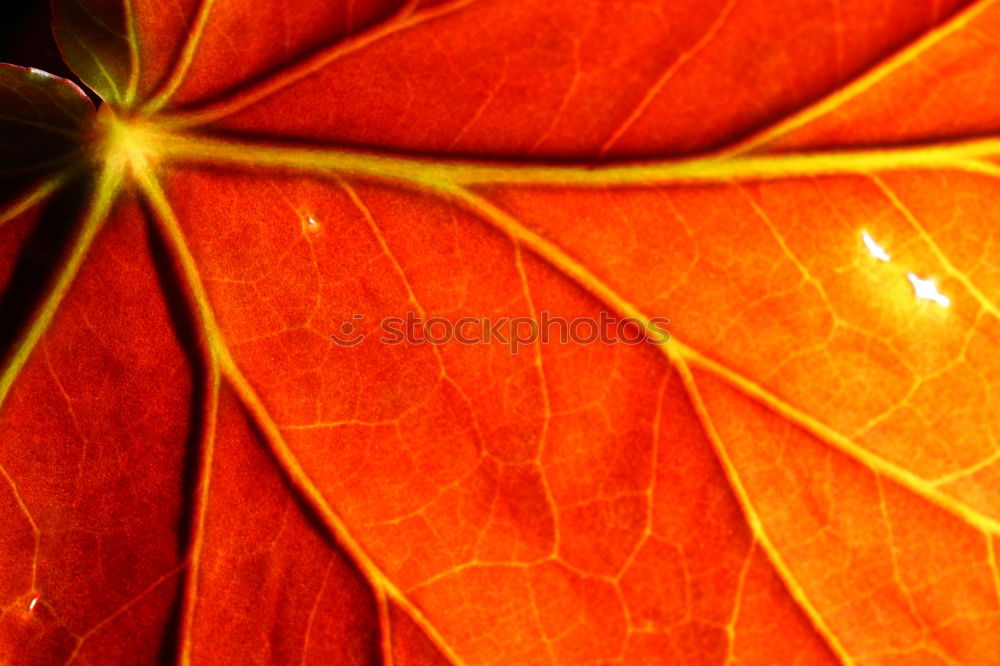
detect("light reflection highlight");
top-left (862, 231), bottom-right (891, 262)
top-left (907, 273), bottom-right (950, 307)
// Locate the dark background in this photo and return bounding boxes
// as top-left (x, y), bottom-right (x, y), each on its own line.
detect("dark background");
top-left (0, 0), bottom-right (99, 414)
top-left (1, 0), bottom-right (88, 92)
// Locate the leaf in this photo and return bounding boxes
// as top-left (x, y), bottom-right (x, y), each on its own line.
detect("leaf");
top-left (2, 0), bottom-right (1000, 664)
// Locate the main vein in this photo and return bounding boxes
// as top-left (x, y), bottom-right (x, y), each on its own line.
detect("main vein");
top-left (145, 129), bottom-right (1000, 188)
top-left (128, 123), bottom-right (1000, 539)
top-left (133, 160), bottom-right (222, 665)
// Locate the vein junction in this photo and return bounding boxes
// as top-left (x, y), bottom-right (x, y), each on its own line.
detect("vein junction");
top-left (4, 107), bottom-right (1000, 664)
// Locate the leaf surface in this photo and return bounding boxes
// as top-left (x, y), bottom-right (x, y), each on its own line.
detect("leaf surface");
top-left (2, 1), bottom-right (1000, 664)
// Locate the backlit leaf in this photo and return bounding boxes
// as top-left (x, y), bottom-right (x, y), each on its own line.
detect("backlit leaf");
top-left (2, 0), bottom-right (999, 664)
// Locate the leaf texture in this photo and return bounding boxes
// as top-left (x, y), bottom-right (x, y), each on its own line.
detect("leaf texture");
top-left (2, 0), bottom-right (1000, 664)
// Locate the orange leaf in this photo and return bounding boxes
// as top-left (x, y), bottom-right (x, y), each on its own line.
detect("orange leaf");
top-left (2, 1), bottom-right (999, 664)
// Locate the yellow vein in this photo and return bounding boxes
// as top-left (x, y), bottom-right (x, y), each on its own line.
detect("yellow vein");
top-left (132, 162), bottom-right (223, 665)
top-left (0, 169), bottom-right (74, 228)
top-left (65, 562), bottom-right (186, 664)
top-left (931, 445), bottom-right (1000, 487)
top-left (375, 587), bottom-right (395, 666)
top-left (0, 461), bottom-right (39, 593)
top-left (599, 0), bottom-right (737, 156)
top-left (953, 158), bottom-right (1000, 178)
top-left (300, 558), bottom-right (337, 666)
top-left (338, 176), bottom-right (485, 454)
top-left (512, 242), bottom-right (561, 557)
top-left (871, 174), bottom-right (1000, 319)
top-left (0, 161), bottom-right (123, 412)
top-left (674, 342), bottom-right (1000, 536)
top-left (874, 475), bottom-right (929, 642)
top-left (672, 353), bottom-right (855, 666)
top-left (71, 34), bottom-right (123, 103)
top-left (723, 540), bottom-right (756, 666)
top-left (986, 535), bottom-right (1000, 608)
top-left (122, 0), bottom-right (141, 106)
top-left (737, 183), bottom-right (837, 315)
top-left (147, 129), bottom-right (1000, 187)
top-left (723, 0), bottom-right (1000, 155)
top-left (158, 0), bottom-right (478, 128)
top-left (223, 356), bottom-right (470, 666)
top-left (338, 177), bottom-right (425, 313)
top-left (135, 167), bottom-right (469, 666)
top-left (613, 373), bottom-right (672, 584)
top-left (440, 183), bottom-right (1000, 537)
top-left (523, 567), bottom-right (559, 666)
top-left (174, 362), bottom-right (219, 665)
top-left (176, 364), bottom-right (219, 666)
top-left (141, 0), bottom-right (218, 114)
